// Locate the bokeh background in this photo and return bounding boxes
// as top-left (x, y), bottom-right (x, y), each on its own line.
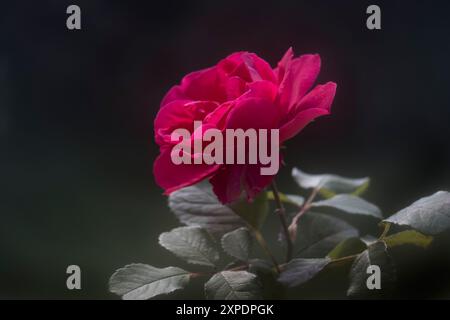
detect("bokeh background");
top-left (1, 0), bottom-right (450, 299)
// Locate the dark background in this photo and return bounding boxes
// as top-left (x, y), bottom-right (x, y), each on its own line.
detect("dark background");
top-left (1, 0), bottom-right (450, 299)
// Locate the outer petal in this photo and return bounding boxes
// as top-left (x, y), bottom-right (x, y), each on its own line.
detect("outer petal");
top-left (225, 76), bottom-right (247, 100)
top-left (226, 97), bottom-right (280, 131)
top-left (278, 54), bottom-right (321, 113)
top-left (210, 97), bottom-right (281, 203)
top-left (203, 101), bottom-right (235, 130)
top-left (203, 81), bottom-right (278, 131)
top-left (274, 47), bottom-right (294, 83)
top-left (244, 53), bottom-right (277, 83)
top-left (210, 163), bottom-right (279, 204)
top-left (210, 165), bottom-right (245, 204)
top-left (154, 100), bottom-right (219, 147)
top-left (160, 67), bottom-right (227, 107)
top-left (160, 85), bottom-right (187, 108)
top-left (279, 82), bottom-right (337, 142)
top-left (218, 52), bottom-right (277, 83)
top-left (293, 81), bottom-right (336, 114)
top-left (153, 147), bottom-right (221, 194)
top-left (244, 81), bottom-right (278, 102)
top-left (243, 163), bottom-right (278, 201)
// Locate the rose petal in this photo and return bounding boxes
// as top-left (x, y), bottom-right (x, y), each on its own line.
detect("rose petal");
top-left (161, 67), bottom-right (227, 107)
top-left (278, 54), bottom-right (321, 113)
top-left (210, 165), bottom-right (244, 204)
top-left (160, 85), bottom-right (187, 108)
top-left (219, 52), bottom-right (277, 83)
top-left (279, 82), bottom-right (337, 142)
top-left (204, 101), bottom-right (235, 129)
top-left (226, 76), bottom-right (247, 100)
top-left (245, 81), bottom-right (278, 102)
top-left (293, 81), bottom-right (337, 114)
top-left (153, 147), bottom-right (221, 194)
top-left (226, 97), bottom-right (280, 130)
top-left (154, 100), bottom-right (218, 147)
top-left (242, 164), bottom-right (277, 200)
top-left (275, 47), bottom-right (294, 83)
top-left (209, 97), bottom-right (281, 203)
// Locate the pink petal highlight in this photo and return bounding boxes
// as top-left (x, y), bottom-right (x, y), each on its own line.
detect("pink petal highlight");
top-left (278, 54), bottom-right (321, 113)
top-left (279, 82), bottom-right (337, 142)
top-left (154, 147), bottom-right (221, 195)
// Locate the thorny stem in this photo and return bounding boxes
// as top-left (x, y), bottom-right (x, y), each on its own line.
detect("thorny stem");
top-left (288, 187), bottom-right (320, 240)
top-left (270, 180), bottom-right (293, 262)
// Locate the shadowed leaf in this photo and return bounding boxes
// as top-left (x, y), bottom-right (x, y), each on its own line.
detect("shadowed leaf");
top-left (292, 167), bottom-right (369, 198)
top-left (109, 264), bottom-right (190, 300)
top-left (327, 237), bottom-right (367, 259)
top-left (168, 182), bottom-right (245, 236)
top-left (229, 191), bottom-right (269, 229)
top-left (383, 191), bottom-right (450, 235)
top-left (347, 241), bottom-right (396, 298)
top-left (159, 226), bottom-right (220, 267)
top-left (384, 230), bottom-right (433, 248)
top-left (205, 271), bottom-right (262, 300)
top-left (295, 212), bottom-right (359, 258)
top-left (221, 227), bottom-right (253, 261)
top-left (278, 258), bottom-right (330, 288)
top-left (312, 194), bottom-right (382, 219)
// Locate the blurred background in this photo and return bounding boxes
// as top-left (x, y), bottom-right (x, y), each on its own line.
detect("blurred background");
top-left (1, 0), bottom-right (450, 299)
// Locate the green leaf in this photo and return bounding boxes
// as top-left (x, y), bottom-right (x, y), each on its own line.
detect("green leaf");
top-left (347, 241), bottom-right (396, 298)
top-left (229, 190), bottom-right (269, 229)
top-left (159, 226), bottom-right (220, 267)
top-left (278, 258), bottom-right (330, 288)
top-left (384, 230), bottom-right (433, 249)
top-left (168, 182), bottom-right (245, 236)
top-left (327, 237), bottom-right (367, 259)
top-left (267, 191), bottom-right (304, 207)
top-left (248, 259), bottom-right (282, 299)
top-left (109, 264), bottom-right (190, 300)
top-left (312, 194), bottom-right (382, 219)
top-left (221, 227), bottom-right (252, 261)
top-left (383, 191), bottom-right (450, 235)
top-left (295, 212), bottom-right (359, 258)
top-left (292, 167), bottom-right (369, 198)
top-left (248, 259), bottom-right (277, 278)
top-left (205, 271), bottom-right (262, 300)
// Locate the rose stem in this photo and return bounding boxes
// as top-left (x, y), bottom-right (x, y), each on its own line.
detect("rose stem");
top-left (287, 187), bottom-right (320, 245)
top-left (270, 180), bottom-right (293, 262)
top-left (289, 187), bottom-right (320, 232)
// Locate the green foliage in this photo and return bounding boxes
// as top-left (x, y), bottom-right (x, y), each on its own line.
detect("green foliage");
top-left (295, 212), bottom-right (359, 258)
top-left (109, 264), bottom-right (190, 300)
top-left (266, 191), bottom-right (305, 207)
top-left (109, 169), bottom-right (450, 300)
top-left (327, 237), bottom-right (367, 259)
top-left (292, 167), bottom-right (369, 198)
top-left (204, 271), bottom-right (262, 300)
top-left (278, 258), bottom-right (331, 288)
top-left (383, 191), bottom-right (450, 235)
top-left (221, 227), bottom-right (253, 262)
top-left (229, 190), bottom-right (269, 229)
top-left (347, 241), bottom-right (397, 298)
top-left (168, 182), bottom-right (245, 236)
top-left (383, 230), bottom-right (433, 248)
top-left (159, 226), bottom-right (220, 267)
top-left (312, 194), bottom-right (382, 219)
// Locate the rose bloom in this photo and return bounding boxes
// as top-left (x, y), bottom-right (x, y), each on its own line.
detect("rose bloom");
top-left (154, 48), bottom-right (336, 204)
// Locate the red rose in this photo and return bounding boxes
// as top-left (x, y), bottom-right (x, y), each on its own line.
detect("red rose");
top-left (154, 48), bottom-right (336, 204)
